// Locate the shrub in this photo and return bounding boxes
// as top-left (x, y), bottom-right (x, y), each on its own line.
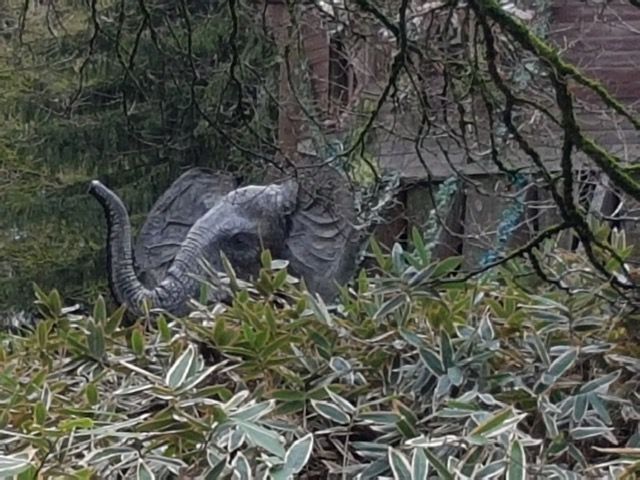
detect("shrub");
top-left (1, 228), bottom-right (640, 479)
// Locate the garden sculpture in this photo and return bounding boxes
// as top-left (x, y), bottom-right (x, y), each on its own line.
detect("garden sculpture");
top-left (89, 166), bottom-right (364, 316)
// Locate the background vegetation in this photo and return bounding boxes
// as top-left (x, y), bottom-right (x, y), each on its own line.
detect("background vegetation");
top-left (0, 0), bottom-right (279, 311)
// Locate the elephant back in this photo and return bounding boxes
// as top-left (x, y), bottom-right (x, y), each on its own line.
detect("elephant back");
top-left (283, 164), bottom-right (366, 301)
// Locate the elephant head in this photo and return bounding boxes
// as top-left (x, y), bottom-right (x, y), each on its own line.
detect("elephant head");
top-left (89, 166), bottom-right (364, 317)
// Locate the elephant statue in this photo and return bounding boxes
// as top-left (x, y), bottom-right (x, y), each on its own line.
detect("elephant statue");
top-left (89, 166), bottom-right (365, 316)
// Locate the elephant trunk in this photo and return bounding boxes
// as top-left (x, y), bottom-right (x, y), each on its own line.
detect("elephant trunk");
top-left (89, 181), bottom-right (200, 316)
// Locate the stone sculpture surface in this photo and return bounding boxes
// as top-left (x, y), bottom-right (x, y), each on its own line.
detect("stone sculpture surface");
top-left (90, 166), bottom-right (364, 316)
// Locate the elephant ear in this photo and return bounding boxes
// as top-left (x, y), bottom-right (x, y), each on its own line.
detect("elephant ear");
top-left (134, 167), bottom-right (238, 287)
top-left (284, 166), bottom-right (365, 301)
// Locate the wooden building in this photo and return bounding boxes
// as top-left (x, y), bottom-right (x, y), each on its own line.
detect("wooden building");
top-left (264, 0), bottom-right (640, 265)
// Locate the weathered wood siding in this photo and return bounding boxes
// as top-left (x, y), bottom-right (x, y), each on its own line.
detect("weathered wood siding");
top-left (550, 0), bottom-right (640, 159)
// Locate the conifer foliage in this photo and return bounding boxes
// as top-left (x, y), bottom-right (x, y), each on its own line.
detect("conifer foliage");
top-left (0, 0), bottom-right (278, 312)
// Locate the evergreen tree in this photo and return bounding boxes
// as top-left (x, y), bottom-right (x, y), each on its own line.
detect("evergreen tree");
top-left (0, 0), bottom-right (279, 312)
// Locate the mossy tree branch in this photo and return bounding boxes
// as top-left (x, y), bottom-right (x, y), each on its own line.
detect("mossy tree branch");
top-left (470, 0), bottom-right (640, 206)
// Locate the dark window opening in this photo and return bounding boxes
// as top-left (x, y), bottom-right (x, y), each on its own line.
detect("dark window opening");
top-left (328, 34), bottom-right (355, 121)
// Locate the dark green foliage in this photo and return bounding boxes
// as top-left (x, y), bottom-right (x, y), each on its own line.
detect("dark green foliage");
top-left (0, 0), bottom-right (279, 311)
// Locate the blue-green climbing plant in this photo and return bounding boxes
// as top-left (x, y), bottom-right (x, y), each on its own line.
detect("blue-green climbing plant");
top-left (480, 172), bottom-right (529, 267)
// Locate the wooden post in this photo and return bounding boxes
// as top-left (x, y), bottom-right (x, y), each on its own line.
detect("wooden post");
top-left (265, 0), bottom-right (301, 164)
top-left (264, 1), bottom-right (331, 172)
top-left (300, 5), bottom-right (330, 117)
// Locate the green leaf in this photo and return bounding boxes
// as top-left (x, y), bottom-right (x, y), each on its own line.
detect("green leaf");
top-left (374, 294), bottom-right (407, 320)
top-left (33, 401), bottom-right (46, 426)
top-left (93, 295), bottom-right (107, 324)
top-left (66, 467), bottom-right (94, 480)
top-left (236, 420), bottom-right (286, 458)
top-left (260, 249), bottom-right (273, 270)
top-left (307, 293), bottom-right (333, 326)
top-left (408, 263), bottom-right (437, 287)
top-left (59, 417), bottom-right (94, 432)
top-left (87, 321), bottom-right (106, 359)
top-left (506, 439), bottom-right (525, 480)
top-left (391, 243), bottom-right (406, 273)
top-left (284, 433), bottom-right (314, 474)
top-left (16, 466), bottom-right (37, 480)
top-left (205, 453), bottom-right (227, 480)
top-left (439, 330), bottom-right (454, 368)
top-left (469, 408), bottom-right (518, 438)
top-left (529, 332), bottom-right (550, 366)
top-left (156, 316), bottom-right (171, 342)
top-left (230, 401), bottom-right (276, 422)
top-left (388, 447), bottom-right (411, 480)
top-left (165, 344), bottom-right (197, 389)
top-left (411, 226), bottom-right (429, 264)
top-left (475, 461), bottom-right (505, 479)
top-left (395, 401), bottom-right (419, 438)
top-left (370, 237), bottom-right (390, 270)
top-left (32, 283), bottom-right (48, 306)
top-left (419, 348), bottom-right (445, 376)
top-left (271, 390), bottom-right (306, 402)
top-left (358, 412), bottom-right (402, 428)
top-left (0, 455), bottom-right (33, 477)
top-left (136, 460), bottom-right (155, 480)
top-left (570, 426), bottom-right (614, 440)
top-left (547, 348), bottom-right (578, 378)
top-left (430, 256), bottom-right (463, 279)
top-left (359, 458), bottom-right (391, 479)
top-left (588, 393), bottom-right (612, 424)
top-left (85, 447), bottom-right (137, 465)
top-left (105, 305), bottom-right (126, 334)
top-left (213, 317), bottom-right (236, 346)
top-left (220, 251), bottom-right (240, 291)
top-left (538, 348), bottom-right (578, 390)
top-left (411, 448), bottom-right (429, 480)
top-left (49, 289), bottom-right (63, 317)
top-left (311, 399), bottom-right (351, 424)
top-left (579, 370), bottom-right (621, 394)
top-left (231, 452), bottom-right (252, 480)
top-left (273, 268), bottom-right (288, 290)
top-left (325, 388), bottom-right (356, 414)
top-left (36, 320), bottom-right (49, 349)
top-left (422, 449), bottom-right (453, 480)
top-left (357, 269), bottom-right (369, 294)
top-left (268, 466), bottom-right (292, 480)
top-left (572, 394), bottom-right (587, 423)
top-left (131, 329), bottom-right (145, 357)
top-left (398, 329), bottom-right (428, 349)
top-left (85, 383), bottom-right (98, 406)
